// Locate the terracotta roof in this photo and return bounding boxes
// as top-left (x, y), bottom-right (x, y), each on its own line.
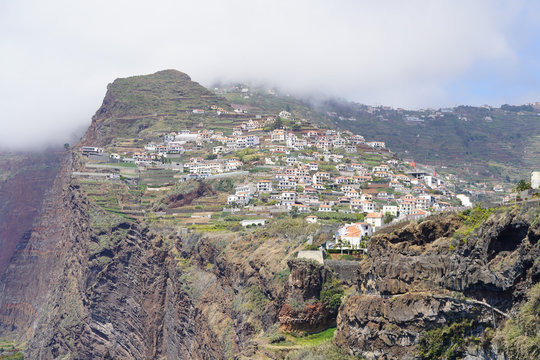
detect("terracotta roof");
top-left (366, 212), bottom-right (383, 218)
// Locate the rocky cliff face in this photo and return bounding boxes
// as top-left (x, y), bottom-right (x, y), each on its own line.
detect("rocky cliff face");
top-left (335, 293), bottom-right (495, 360)
top-left (335, 207), bottom-right (540, 359)
top-left (0, 152), bottom-right (61, 280)
top-left (0, 151), bottom-right (66, 338)
top-left (4, 179), bottom-right (314, 358)
top-left (278, 259), bottom-right (336, 334)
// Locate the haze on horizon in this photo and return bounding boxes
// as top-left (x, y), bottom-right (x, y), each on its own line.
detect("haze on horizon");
top-left (1, 0), bottom-right (540, 149)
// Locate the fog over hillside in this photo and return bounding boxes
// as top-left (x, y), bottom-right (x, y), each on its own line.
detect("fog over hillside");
top-left (1, 0), bottom-right (540, 149)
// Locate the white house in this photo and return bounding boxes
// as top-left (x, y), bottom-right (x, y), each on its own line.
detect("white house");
top-left (227, 194), bottom-right (239, 205)
top-left (281, 191), bottom-right (297, 207)
top-left (532, 171), bottom-right (540, 189)
top-left (305, 215), bottom-right (318, 224)
top-left (383, 205), bottom-right (398, 217)
top-left (291, 204), bottom-right (310, 213)
top-left (319, 204), bottom-right (332, 212)
top-left (350, 199), bottom-right (363, 211)
top-left (240, 219), bottom-right (266, 227)
top-left (361, 200), bottom-right (375, 213)
top-left (257, 180), bottom-right (273, 193)
top-left (236, 183), bottom-right (255, 195)
top-left (365, 212), bottom-right (383, 229)
top-left (336, 222), bottom-right (373, 248)
top-left (271, 129), bottom-right (286, 142)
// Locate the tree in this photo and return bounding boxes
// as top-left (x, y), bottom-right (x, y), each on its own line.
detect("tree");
top-left (343, 240), bottom-right (351, 255)
top-left (320, 278), bottom-right (344, 312)
top-left (515, 180), bottom-right (532, 192)
top-left (383, 212), bottom-right (395, 224)
top-left (336, 238), bottom-right (345, 255)
top-left (272, 117), bottom-right (283, 130)
top-left (63, 143), bottom-right (70, 150)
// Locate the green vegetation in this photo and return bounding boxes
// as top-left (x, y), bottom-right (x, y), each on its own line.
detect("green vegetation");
top-left (383, 212), bottom-right (395, 224)
top-left (417, 319), bottom-right (479, 360)
top-left (288, 327), bottom-right (337, 346)
top-left (266, 217), bottom-right (320, 239)
top-left (452, 205), bottom-right (495, 244)
top-left (495, 283), bottom-right (540, 360)
top-left (233, 285), bottom-right (268, 317)
top-left (285, 338), bottom-right (361, 360)
top-left (0, 353), bottom-right (24, 360)
top-left (515, 179), bottom-right (532, 192)
top-left (0, 340), bottom-right (24, 360)
top-left (329, 101), bottom-right (540, 183)
top-left (313, 211), bottom-right (365, 222)
top-left (273, 269), bottom-right (291, 283)
top-left (91, 70), bottom-right (233, 142)
top-left (320, 279), bottom-right (344, 312)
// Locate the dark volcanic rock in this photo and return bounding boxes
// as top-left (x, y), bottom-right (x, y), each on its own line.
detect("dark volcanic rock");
top-left (278, 258), bottom-right (337, 333)
top-left (359, 210), bottom-right (539, 309)
top-left (335, 293), bottom-right (494, 360)
top-left (336, 207), bottom-right (540, 359)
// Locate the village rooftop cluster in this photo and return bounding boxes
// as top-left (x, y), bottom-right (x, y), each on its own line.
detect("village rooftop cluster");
top-left (79, 105), bottom-right (470, 251)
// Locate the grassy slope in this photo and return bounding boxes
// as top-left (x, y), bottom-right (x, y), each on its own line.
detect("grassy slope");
top-left (91, 70), bottom-right (234, 143)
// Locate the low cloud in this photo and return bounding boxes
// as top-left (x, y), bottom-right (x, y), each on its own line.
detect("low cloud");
top-left (0, 0), bottom-right (537, 149)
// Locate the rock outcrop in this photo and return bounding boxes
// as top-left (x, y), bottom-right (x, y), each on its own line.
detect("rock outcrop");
top-left (335, 207), bottom-right (540, 359)
top-left (278, 258), bottom-right (338, 333)
top-left (359, 210), bottom-right (539, 309)
top-left (336, 293), bottom-right (495, 360)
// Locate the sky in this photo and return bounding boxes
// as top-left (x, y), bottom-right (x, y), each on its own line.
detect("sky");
top-left (1, 0), bottom-right (540, 149)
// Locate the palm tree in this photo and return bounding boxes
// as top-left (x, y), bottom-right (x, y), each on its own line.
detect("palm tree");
top-left (336, 238), bottom-right (344, 255)
top-left (344, 240), bottom-right (351, 255)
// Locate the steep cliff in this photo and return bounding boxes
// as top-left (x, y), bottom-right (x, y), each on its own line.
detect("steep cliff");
top-left (0, 151), bottom-right (67, 338)
top-left (0, 151), bottom-right (61, 280)
top-left (17, 198), bottom-right (318, 358)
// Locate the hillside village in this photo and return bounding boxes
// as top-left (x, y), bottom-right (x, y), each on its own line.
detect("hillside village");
top-left (75, 100), bottom-right (482, 252)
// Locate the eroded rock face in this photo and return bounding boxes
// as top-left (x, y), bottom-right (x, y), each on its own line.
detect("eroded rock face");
top-left (336, 208), bottom-right (540, 359)
top-left (359, 211), bottom-right (540, 309)
top-left (287, 258), bottom-right (330, 302)
top-left (335, 293), bottom-right (490, 360)
top-left (278, 302), bottom-right (335, 333)
top-left (276, 259), bottom-right (336, 333)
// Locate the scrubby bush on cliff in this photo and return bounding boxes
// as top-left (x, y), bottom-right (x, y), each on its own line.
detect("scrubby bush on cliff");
top-left (495, 283), bottom-right (540, 360)
top-left (320, 278), bottom-right (344, 312)
top-left (416, 319), bottom-right (479, 360)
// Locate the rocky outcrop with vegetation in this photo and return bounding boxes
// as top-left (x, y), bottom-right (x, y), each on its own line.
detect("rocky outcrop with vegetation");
top-left (335, 205), bottom-right (540, 359)
top-left (278, 259), bottom-right (343, 334)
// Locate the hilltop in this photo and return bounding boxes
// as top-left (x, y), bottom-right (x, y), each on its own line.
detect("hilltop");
top-left (83, 70), bottom-right (232, 145)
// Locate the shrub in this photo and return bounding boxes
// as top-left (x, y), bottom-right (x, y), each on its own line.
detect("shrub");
top-left (495, 283), bottom-right (540, 360)
top-left (417, 319), bottom-right (478, 360)
top-left (320, 278), bottom-right (344, 312)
